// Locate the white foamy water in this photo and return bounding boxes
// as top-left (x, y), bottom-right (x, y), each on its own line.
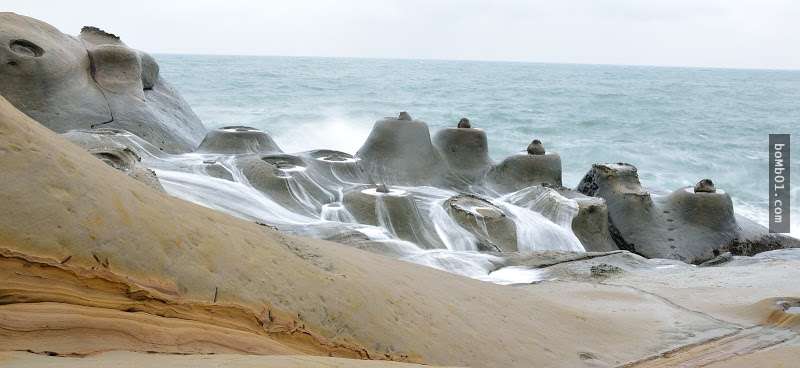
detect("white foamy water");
top-left (134, 143), bottom-right (583, 285)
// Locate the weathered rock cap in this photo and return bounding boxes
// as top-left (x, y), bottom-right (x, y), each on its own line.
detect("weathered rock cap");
top-left (375, 183), bottom-right (390, 193)
top-left (527, 139), bottom-right (545, 155)
top-left (457, 117), bottom-right (471, 128)
top-left (196, 126), bottom-right (283, 155)
top-left (694, 179), bottom-right (716, 193)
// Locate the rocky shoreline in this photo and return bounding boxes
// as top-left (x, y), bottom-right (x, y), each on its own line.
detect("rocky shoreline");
top-left (1, 12), bottom-right (799, 368)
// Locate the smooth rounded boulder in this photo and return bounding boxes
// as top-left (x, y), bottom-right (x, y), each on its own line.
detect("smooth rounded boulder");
top-left (0, 13), bottom-right (206, 153)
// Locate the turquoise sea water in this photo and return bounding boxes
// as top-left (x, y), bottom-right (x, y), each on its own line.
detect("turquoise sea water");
top-left (157, 55), bottom-right (799, 235)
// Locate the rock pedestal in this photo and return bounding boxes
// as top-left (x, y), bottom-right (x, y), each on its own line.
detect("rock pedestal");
top-left (355, 112), bottom-right (445, 186)
top-left (196, 126), bottom-right (283, 155)
top-left (433, 127), bottom-right (492, 186)
top-left (487, 153), bottom-right (563, 193)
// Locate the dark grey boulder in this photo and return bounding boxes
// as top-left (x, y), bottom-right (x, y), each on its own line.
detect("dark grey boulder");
top-left (527, 139), bottom-right (546, 155)
top-left (196, 126), bottom-right (283, 155)
top-left (0, 13), bottom-right (206, 153)
top-left (355, 112), bottom-right (446, 186)
top-left (694, 178), bottom-right (716, 193)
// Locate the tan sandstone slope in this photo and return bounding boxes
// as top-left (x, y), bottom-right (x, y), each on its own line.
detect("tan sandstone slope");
top-left (0, 94), bottom-right (797, 367)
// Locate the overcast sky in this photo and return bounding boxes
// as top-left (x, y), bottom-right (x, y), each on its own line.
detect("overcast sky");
top-left (8, 0), bottom-right (800, 69)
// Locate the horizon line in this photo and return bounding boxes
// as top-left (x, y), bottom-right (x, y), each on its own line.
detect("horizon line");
top-left (150, 51), bottom-right (800, 73)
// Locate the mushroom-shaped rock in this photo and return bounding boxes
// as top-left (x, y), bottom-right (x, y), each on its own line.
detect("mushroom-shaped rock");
top-left (342, 185), bottom-right (442, 248)
top-left (486, 151), bottom-right (563, 193)
top-left (0, 14), bottom-right (206, 153)
top-left (297, 149), bottom-right (364, 184)
top-left (236, 154), bottom-right (334, 216)
top-left (527, 139), bottom-right (545, 155)
top-left (694, 179), bottom-right (716, 193)
top-left (432, 126), bottom-right (492, 186)
top-left (457, 118), bottom-right (471, 128)
top-left (577, 163), bottom-right (747, 263)
top-left (444, 194), bottom-right (517, 252)
top-left (355, 112), bottom-right (445, 185)
top-left (196, 126), bottom-right (283, 155)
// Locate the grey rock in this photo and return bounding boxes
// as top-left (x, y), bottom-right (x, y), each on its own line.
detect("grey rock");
top-left (486, 152), bottom-right (563, 193)
top-left (237, 154), bottom-right (335, 216)
top-left (0, 13), bottom-right (206, 153)
top-left (342, 185), bottom-right (442, 248)
top-left (694, 179), bottom-right (716, 193)
top-left (444, 194), bottom-right (517, 252)
top-left (576, 163), bottom-right (798, 264)
top-left (61, 129), bottom-right (164, 192)
top-left (196, 126), bottom-right (283, 155)
top-left (590, 263), bottom-right (624, 278)
top-left (699, 252), bottom-right (733, 267)
top-left (432, 127), bottom-right (492, 187)
top-left (527, 139), bottom-right (545, 155)
top-left (355, 112), bottom-right (446, 186)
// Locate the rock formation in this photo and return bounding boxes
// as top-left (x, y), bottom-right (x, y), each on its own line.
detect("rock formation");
top-left (577, 163), bottom-right (800, 263)
top-left (355, 112), bottom-right (446, 186)
top-left (3, 13), bottom-right (800, 367)
top-left (196, 126), bottom-right (284, 155)
top-left (0, 12), bottom-right (206, 153)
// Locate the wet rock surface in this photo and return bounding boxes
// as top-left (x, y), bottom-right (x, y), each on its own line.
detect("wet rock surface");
top-left (196, 126), bottom-right (283, 155)
top-left (577, 163), bottom-right (798, 264)
top-left (444, 194), bottom-right (517, 252)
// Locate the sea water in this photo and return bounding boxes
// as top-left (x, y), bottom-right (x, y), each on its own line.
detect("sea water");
top-left (156, 54), bottom-right (800, 239)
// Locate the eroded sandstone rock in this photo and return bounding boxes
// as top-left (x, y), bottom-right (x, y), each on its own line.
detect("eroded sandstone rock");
top-left (0, 13), bottom-right (206, 153)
